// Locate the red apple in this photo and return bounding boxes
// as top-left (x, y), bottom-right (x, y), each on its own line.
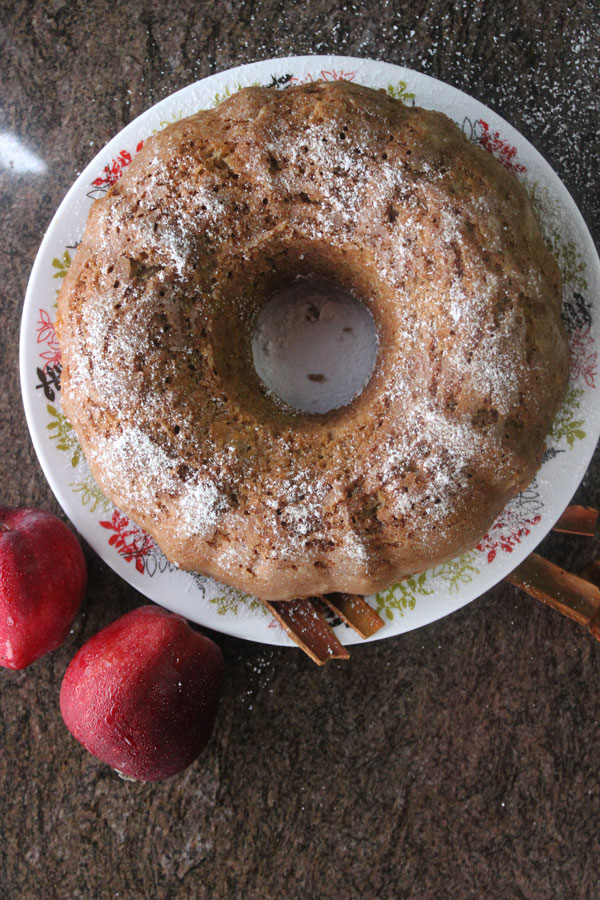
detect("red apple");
top-left (0, 507), bottom-right (86, 669)
top-left (60, 605), bottom-right (224, 781)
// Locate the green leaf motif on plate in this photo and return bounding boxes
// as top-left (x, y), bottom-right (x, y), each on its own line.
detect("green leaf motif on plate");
top-left (547, 229), bottom-right (588, 292)
top-left (432, 551), bottom-right (480, 592)
top-left (150, 110), bottom-right (183, 135)
top-left (209, 587), bottom-right (265, 617)
top-left (386, 80), bottom-right (416, 104)
top-left (46, 403), bottom-right (81, 467)
top-left (51, 249), bottom-right (71, 280)
top-left (549, 387), bottom-right (586, 447)
top-left (212, 81), bottom-right (261, 107)
top-left (69, 475), bottom-right (111, 513)
top-left (527, 181), bottom-right (587, 291)
top-left (375, 572), bottom-right (432, 621)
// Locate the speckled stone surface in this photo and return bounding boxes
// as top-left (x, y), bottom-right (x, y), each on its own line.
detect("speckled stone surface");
top-left (1, 2), bottom-right (599, 898)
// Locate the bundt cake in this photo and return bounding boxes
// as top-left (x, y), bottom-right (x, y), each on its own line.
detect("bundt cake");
top-left (56, 80), bottom-right (569, 601)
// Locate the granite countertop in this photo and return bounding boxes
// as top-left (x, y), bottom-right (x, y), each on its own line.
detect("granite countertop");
top-left (1, 2), bottom-right (599, 898)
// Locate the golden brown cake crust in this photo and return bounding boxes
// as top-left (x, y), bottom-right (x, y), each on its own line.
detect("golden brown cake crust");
top-left (56, 80), bottom-right (569, 601)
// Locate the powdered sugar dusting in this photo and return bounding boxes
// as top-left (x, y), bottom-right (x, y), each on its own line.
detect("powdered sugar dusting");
top-left (90, 426), bottom-right (226, 541)
top-left (179, 479), bottom-right (226, 537)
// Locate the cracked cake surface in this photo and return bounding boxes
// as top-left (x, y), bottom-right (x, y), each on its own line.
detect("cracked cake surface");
top-left (56, 80), bottom-right (569, 601)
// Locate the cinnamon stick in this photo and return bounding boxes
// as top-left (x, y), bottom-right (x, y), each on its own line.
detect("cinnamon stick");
top-left (506, 552), bottom-right (600, 641)
top-left (552, 505), bottom-right (598, 537)
top-left (263, 598), bottom-right (350, 665)
top-left (321, 592), bottom-right (385, 639)
top-left (580, 560), bottom-right (600, 589)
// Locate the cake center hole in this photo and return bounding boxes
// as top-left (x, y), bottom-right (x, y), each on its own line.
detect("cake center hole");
top-left (252, 278), bottom-right (378, 414)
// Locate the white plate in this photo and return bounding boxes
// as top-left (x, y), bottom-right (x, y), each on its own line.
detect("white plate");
top-left (20, 55), bottom-right (600, 647)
